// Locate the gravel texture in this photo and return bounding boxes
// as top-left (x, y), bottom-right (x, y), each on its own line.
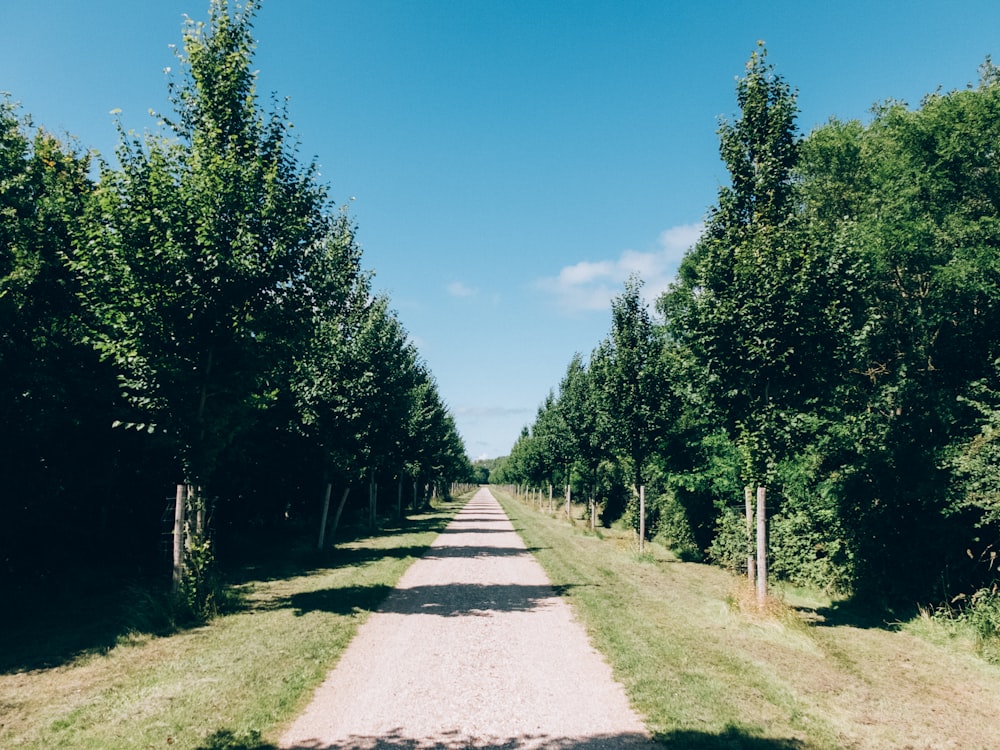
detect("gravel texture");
top-left (279, 487), bottom-right (656, 749)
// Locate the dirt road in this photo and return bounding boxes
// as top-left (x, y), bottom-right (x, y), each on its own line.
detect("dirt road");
top-left (279, 487), bottom-right (655, 749)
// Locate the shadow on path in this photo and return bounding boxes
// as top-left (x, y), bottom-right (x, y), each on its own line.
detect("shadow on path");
top-left (199, 726), bottom-right (806, 749)
top-left (435, 527), bottom-right (522, 535)
top-left (201, 728), bottom-right (657, 748)
top-left (283, 582), bottom-right (576, 618)
top-left (424, 545), bottom-right (548, 560)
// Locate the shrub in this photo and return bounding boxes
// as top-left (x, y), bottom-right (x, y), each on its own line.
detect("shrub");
top-left (964, 586), bottom-right (1000, 661)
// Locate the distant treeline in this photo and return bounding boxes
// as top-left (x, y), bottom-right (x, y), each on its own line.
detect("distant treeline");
top-left (493, 45), bottom-right (1000, 606)
top-left (0, 0), bottom-right (471, 595)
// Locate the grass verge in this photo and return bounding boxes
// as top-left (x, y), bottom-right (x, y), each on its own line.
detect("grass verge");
top-left (0, 495), bottom-right (468, 750)
top-left (494, 487), bottom-right (1000, 750)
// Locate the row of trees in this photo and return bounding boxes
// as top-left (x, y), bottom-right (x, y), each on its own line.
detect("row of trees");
top-left (1, 0), bottom-right (471, 598)
top-left (495, 45), bottom-right (1000, 605)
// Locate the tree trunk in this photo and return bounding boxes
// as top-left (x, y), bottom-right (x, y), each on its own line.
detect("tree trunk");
top-left (745, 485), bottom-right (756, 586)
top-left (329, 487), bottom-right (350, 544)
top-left (172, 483), bottom-right (187, 593)
top-left (194, 487), bottom-right (205, 538)
top-left (590, 481), bottom-right (597, 531)
top-left (397, 478), bottom-right (403, 519)
top-left (639, 485), bottom-right (646, 554)
top-left (317, 481), bottom-right (333, 550)
top-left (756, 485), bottom-right (768, 607)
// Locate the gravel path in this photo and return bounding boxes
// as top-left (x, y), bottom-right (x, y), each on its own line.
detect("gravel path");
top-left (279, 487), bottom-right (656, 749)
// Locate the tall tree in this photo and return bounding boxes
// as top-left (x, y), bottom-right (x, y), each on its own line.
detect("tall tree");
top-left (825, 65), bottom-right (1000, 597)
top-left (0, 98), bottom-right (128, 579)
top-left (661, 44), bottom-right (802, 601)
top-left (591, 277), bottom-right (665, 499)
top-left (74, 0), bottom-right (331, 600)
top-left (556, 353), bottom-right (608, 522)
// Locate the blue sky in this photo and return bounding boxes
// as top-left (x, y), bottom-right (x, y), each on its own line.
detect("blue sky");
top-left (4, 1), bottom-right (1000, 459)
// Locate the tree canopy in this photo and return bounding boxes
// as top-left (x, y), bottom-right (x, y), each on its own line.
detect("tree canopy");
top-left (502, 45), bottom-right (1000, 607)
top-left (1, 0), bottom-right (471, 600)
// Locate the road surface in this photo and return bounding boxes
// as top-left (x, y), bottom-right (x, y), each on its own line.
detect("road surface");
top-left (279, 487), bottom-right (655, 749)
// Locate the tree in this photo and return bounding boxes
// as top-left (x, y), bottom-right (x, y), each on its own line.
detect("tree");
top-left (822, 65), bottom-right (1000, 598)
top-left (556, 353), bottom-right (608, 525)
top-left (74, 0), bottom-right (332, 604)
top-left (0, 98), bottom-right (132, 580)
top-left (591, 277), bottom-right (667, 541)
top-left (661, 43), bottom-right (802, 602)
top-left (287, 210), bottom-right (369, 544)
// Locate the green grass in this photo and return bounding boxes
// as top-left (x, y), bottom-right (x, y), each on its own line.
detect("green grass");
top-left (8, 488), bottom-right (1000, 750)
top-left (494, 487), bottom-right (1000, 750)
top-left (0, 495), bottom-right (468, 750)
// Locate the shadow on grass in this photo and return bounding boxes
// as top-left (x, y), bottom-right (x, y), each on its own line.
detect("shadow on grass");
top-left (0, 505), bottom-right (463, 674)
top-left (654, 727), bottom-right (807, 749)
top-left (226, 543), bottom-right (434, 588)
top-left (0, 572), bottom-right (142, 673)
top-left (284, 584), bottom-right (397, 616)
top-left (804, 596), bottom-right (918, 630)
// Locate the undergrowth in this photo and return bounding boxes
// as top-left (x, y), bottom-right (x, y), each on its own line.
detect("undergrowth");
top-left (923, 585), bottom-right (1000, 663)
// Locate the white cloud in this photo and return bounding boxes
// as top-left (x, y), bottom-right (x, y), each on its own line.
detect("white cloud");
top-left (659, 223), bottom-right (705, 256)
top-left (558, 260), bottom-right (615, 286)
top-left (536, 222), bottom-right (703, 314)
top-left (447, 280), bottom-right (478, 298)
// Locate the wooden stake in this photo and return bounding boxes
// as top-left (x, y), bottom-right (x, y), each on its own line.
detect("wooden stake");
top-left (756, 485), bottom-right (768, 607)
top-left (745, 485), bottom-right (756, 586)
top-left (172, 483), bottom-right (186, 593)
top-left (329, 487), bottom-right (350, 544)
top-left (317, 481), bottom-right (333, 550)
top-left (639, 485), bottom-right (646, 554)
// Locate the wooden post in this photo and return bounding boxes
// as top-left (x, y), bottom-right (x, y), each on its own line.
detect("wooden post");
top-left (756, 485), bottom-right (768, 607)
top-left (398, 478), bottom-right (403, 519)
top-left (591, 482), bottom-right (597, 531)
top-left (172, 483), bottom-right (186, 593)
top-left (745, 485), bottom-right (756, 586)
top-left (317, 481), bottom-right (333, 550)
top-left (548, 483), bottom-right (553, 513)
top-left (639, 485), bottom-right (646, 554)
top-left (329, 487), bottom-right (350, 544)
top-left (565, 483), bottom-right (571, 521)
